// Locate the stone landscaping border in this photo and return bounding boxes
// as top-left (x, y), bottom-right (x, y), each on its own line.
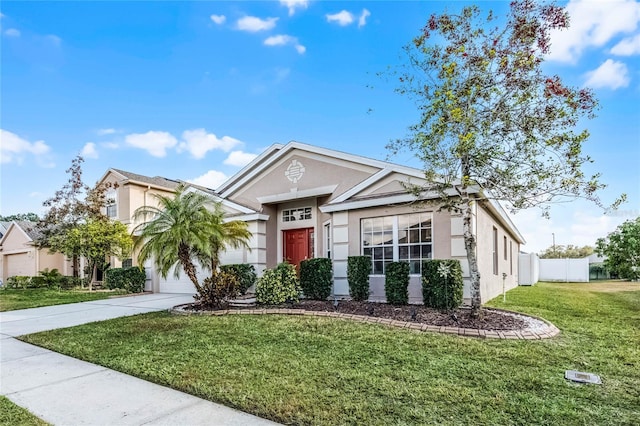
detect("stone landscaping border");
top-left (170, 305), bottom-right (560, 340)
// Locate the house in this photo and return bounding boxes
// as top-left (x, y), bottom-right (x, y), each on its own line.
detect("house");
top-left (0, 221), bottom-right (74, 281)
top-left (103, 142), bottom-right (524, 304)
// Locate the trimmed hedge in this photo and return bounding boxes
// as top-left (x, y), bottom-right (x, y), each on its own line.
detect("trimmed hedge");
top-left (300, 258), bottom-right (333, 300)
top-left (220, 264), bottom-right (257, 295)
top-left (347, 256), bottom-right (371, 301)
top-left (256, 263), bottom-right (300, 305)
top-left (105, 267), bottom-right (146, 293)
top-left (422, 259), bottom-right (463, 310)
top-left (385, 261), bottom-right (410, 305)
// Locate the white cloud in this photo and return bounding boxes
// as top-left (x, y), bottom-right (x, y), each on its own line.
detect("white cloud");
top-left (236, 16), bottom-right (278, 32)
top-left (80, 142), bottom-right (99, 159)
top-left (210, 14), bottom-right (226, 25)
top-left (326, 10), bottom-right (354, 26)
top-left (358, 9), bottom-right (370, 28)
top-left (178, 129), bottom-right (242, 159)
top-left (188, 170), bottom-right (228, 189)
top-left (4, 28), bottom-right (20, 37)
top-left (280, 0), bottom-right (309, 16)
top-left (584, 59), bottom-right (630, 89)
top-left (264, 34), bottom-right (306, 54)
top-left (125, 131), bottom-right (177, 157)
top-left (547, 0), bottom-right (640, 63)
top-left (0, 129), bottom-right (52, 165)
top-left (46, 34), bottom-right (61, 46)
top-left (224, 150), bottom-right (258, 167)
top-left (611, 33), bottom-right (640, 55)
top-left (97, 128), bottom-right (117, 135)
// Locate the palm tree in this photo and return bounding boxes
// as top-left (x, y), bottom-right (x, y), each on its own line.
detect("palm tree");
top-left (132, 185), bottom-right (251, 294)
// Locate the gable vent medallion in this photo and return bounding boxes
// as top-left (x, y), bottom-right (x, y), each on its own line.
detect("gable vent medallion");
top-left (285, 160), bottom-right (306, 184)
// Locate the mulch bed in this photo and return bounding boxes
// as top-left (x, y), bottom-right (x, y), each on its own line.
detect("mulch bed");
top-left (187, 300), bottom-right (527, 331)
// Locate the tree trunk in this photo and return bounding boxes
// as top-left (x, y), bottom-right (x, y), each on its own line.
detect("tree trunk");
top-left (460, 157), bottom-right (482, 316)
top-left (72, 254), bottom-right (79, 279)
top-left (178, 243), bottom-right (204, 294)
top-left (462, 198), bottom-right (482, 316)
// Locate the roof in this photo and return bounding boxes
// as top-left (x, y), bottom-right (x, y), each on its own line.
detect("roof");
top-left (108, 168), bottom-right (182, 190)
top-left (0, 221), bottom-right (42, 246)
top-left (13, 221), bottom-right (43, 241)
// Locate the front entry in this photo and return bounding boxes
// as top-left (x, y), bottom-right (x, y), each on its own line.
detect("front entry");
top-left (283, 228), bottom-right (314, 271)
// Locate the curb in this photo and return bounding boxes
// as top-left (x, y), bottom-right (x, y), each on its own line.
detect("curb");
top-left (169, 305), bottom-right (560, 340)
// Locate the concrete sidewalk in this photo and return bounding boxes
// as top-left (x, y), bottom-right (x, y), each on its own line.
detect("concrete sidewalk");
top-left (0, 294), bottom-right (279, 425)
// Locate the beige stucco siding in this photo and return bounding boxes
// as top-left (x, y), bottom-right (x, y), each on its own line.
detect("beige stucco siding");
top-left (232, 153), bottom-right (379, 210)
top-left (475, 203), bottom-right (519, 303)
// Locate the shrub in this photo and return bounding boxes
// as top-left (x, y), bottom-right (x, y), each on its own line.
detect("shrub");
top-left (194, 270), bottom-right (240, 309)
top-left (422, 259), bottom-right (463, 310)
top-left (6, 276), bottom-right (31, 289)
top-left (300, 258), bottom-right (333, 300)
top-left (105, 267), bottom-right (146, 293)
top-left (385, 261), bottom-right (410, 305)
top-left (220, 264), bottom-right (257, 295)
top-left (256, 262), bottom-right (300, 305)
top-left (59, 276), bottom-right (83, 290)
top-left (347, 256), bottom-right (371, 301)
top-left (39, 268), bottom-right (63, 288)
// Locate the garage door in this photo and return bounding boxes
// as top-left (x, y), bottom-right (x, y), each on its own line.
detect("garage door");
top-left (158, 262), bottom-right (206, 294)
top-left (6, 252), bottom-right (34, 278)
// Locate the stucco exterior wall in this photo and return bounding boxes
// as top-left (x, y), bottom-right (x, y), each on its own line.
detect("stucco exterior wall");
top-left (475, 203), bottom-right (520, 303)
top-left (232, 153), bottom-right (378, 210)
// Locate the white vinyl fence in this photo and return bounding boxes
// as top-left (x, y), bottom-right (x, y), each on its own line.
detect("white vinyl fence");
top-left (518, 253), bottom-right (540, 286)
top-left (538, 257), bottom-right (589, 282)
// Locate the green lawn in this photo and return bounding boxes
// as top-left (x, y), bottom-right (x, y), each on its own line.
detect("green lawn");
top-left (0, 288), bottom-right (127, 312)
top-left (0, 396), bottom-right (48, 426)
top-left (21, 282), bottom-right (640, 425)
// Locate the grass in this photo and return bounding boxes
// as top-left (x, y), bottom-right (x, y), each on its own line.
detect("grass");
top-left (0, 396), bottom-right (48, 426)
top-left (21, 281), bottom-right (640, 425)
top-left (0, 288), bottom-right (127, 312)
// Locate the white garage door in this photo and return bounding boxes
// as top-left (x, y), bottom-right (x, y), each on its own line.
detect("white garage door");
top-left (158, 263), bottom-right (206, 294)
top-left (6, 252), bottom-right (34, 277)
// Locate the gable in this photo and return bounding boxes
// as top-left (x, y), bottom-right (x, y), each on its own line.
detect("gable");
top-left (0, 223), bottom-right (32, 251)
top-left (229, 149), bottom-right (383, 210)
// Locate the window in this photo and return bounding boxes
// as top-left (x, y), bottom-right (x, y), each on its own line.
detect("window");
top-left (324, 222), bottom-right (331, 259)
top-left (122, 258), bottom-right (133, 268)
top-left (106, 204), bottom-right (117, 218)
top-left (504, 236), bottom-right (508, 260)
top-left (282, 207), bottom-right (312, 222)
top-left (362, 213), bottom-right (433, 275)
top-left (493, 227), bottom-right (498, 275)
top-left (509, 241), bottom-right (513, 275)
top-left (106, 188), bottom-right (117, 218)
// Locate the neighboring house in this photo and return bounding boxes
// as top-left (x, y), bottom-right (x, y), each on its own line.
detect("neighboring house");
top-left (95, 168), bottom-right (251, 292)
top-left (0, 221), bottom-right (73, 281)
top-left (101, 142), bottom-right (525, 304)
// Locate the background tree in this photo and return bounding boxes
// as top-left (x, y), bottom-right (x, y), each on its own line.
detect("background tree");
top-left (388, 1), bottom-right (624, 314)
top-left (133, 185), bottom-right (251, 295)
top-left (596, 217), bottom-right (640, 280)
top-left (0, 212), bottom-right (40, 222)
top-left (539, 244), bottom-right (594, 259)
top-left (36, 155), bottom-right (114, 278)
top-left (61, 219), bottom-right (132, 289)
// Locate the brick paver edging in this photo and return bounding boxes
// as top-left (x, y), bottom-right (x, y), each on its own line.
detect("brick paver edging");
top-left (169, 305), bottom-right (560, 340)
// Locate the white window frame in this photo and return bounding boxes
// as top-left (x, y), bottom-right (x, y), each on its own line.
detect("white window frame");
top-left (361, 212), bottom-right (433, 276)
top-left (282, 206), bottom-right (312, 222)
top-left (323, 220), bottom-right (331, 259)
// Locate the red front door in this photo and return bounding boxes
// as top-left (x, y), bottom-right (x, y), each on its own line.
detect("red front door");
top-left (283, 228), bottom-right (314, 271)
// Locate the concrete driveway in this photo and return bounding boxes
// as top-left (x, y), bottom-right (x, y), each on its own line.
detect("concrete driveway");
top-left (0, 293), bottom-right (280, 425)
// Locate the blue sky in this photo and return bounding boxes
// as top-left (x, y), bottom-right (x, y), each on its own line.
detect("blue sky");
top-left (1, 0), bottom-right (639, 253)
